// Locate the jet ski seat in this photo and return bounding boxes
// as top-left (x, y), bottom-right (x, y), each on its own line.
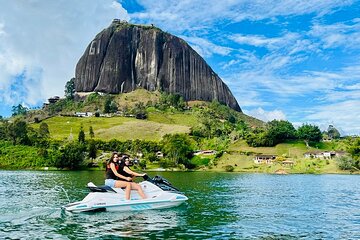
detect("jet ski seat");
top-left (87, 185), bottom-right (117, 193)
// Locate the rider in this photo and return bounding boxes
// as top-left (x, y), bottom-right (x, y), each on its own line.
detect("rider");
top-left (104, 152), bottom-right (133, 200)
top-left (118, 155), bottom-right (147, 199)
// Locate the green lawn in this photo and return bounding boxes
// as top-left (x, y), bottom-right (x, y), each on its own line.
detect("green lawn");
top-left (147, 112), bottom-right (198, 127)
top-left (31, 116), bottom-right (191, 141)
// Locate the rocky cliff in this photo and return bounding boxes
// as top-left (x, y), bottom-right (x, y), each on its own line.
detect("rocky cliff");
top-left (75, 20), bottom-right (241, 111)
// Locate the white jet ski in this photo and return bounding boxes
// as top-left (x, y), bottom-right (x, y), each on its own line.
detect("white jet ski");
top-left (63, 175), bottom-right (188, 213)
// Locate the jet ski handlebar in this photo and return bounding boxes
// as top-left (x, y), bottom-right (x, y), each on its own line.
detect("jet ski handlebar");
top-left (143, 174), bottom-right (180, 193)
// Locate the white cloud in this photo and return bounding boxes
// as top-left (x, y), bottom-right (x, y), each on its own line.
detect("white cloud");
top-left (244, 107), bottom-right (286, 122)
top-left (305, 100), bottom-right (360, 135)
top-left (229, 34), bottom-right (284, 49)
top-left (0, 0), bottom-right (129, 108)
top-left (310, 20), bottom-right (360, 49)
top-left (131, 0), bottom-right (353, 32)
top-left (180, 36), bottom-right (232, 57)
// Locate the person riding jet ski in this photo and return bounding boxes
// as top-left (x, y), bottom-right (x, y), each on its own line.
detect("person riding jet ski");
top-left (118, 155), bottom-right (139, 182)
top-left (105, 152), bottom-right (146, 200)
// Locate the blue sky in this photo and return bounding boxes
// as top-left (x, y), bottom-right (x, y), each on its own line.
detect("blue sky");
top-left (0, 0), bottom-right (359, 135)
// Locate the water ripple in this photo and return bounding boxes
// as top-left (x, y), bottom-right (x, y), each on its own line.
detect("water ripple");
top-left (0, 171), bottom-right (359, 239)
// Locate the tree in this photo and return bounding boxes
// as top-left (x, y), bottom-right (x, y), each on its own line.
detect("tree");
top-left (11, 104), bottom-right (28, 116)
top-left (78, 124), bottom-right (85, 143)
top-left (88, 139), bottom-right (97, 160)
top-left (89, 126), bottom-right (95, 139)
top-left (348, 138), bottom-right (360, 170)
top-left (39, 122), bottom-right (50, 139)
top-left (193, 108), bottom-right (232, 139)
top-left (0, 123), bottom-right (6, 140)
top-left (161, 134), bottom-right (194, 168)
top-left (327, 125), bottom-right (341, 139)
top-left (64, 78), bottom-right (75, 100)
top-left (297, 124), bottom-right (322, 146)
top-left (7, 119), bottom-right (30, 145)
top-left (245, 127), bottom-right (274, 147)
top-left (133, 102), bottom-right (147, 119)
top-left (267, 120), bottom-right (296, 145)
top-left (158, 92), bottom-right (186, 111)
top-left (104, 97), bottom-right (112, 113)
top-left (57, 142), bottom-right (85, 169)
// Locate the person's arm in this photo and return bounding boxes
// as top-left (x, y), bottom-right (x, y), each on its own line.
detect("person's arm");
top-left (110, 163), bottom-right (132, 181)
top-left (123, 166), bottom-right (146, 177)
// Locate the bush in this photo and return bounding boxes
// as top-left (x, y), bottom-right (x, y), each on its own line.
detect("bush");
top-left (190, 155), bottom-right (210, 167)
top-left (337, 156), bottom-right (355, 170)
top-left (159, 158), bottom-right (176, 168)
top-left (146, 152), bottom-right (159, 162)
top-left (138, 160), bottom-right (147, 170)
top-left (135, 112), bottom-right (147, 119)
top-left (224, 165), bottom-right (234, 172)
top-left (56, 142), bottom-right (85, 169)
top-left (87, 92), bottom-right (100, 102)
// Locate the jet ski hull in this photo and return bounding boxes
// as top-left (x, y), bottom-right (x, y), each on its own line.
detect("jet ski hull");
top-left (64, 196), bottom-right (187, 213)
top-left (63, 178), bottom-right (188, 213)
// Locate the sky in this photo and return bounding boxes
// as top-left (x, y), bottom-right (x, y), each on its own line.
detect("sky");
top-left (0, 0), bottom-right (359, 135)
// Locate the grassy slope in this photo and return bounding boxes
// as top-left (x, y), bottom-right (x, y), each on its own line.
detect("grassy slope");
top-left (30, 88), bottom-right (263, 141)
top-left (31, 114), bottom-right (193, 141)
top-left (0, 141), bottom-right (46, 169)
top-left (216, 139), bottom-right (352, 174)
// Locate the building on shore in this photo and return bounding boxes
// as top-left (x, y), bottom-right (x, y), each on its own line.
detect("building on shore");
top-left (254, 155), bottom-right (277, 164)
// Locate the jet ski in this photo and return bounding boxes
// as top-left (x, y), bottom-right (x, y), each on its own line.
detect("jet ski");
top-left (63, 175), bottom-right (188, 213)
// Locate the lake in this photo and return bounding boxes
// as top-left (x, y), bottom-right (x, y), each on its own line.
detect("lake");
top-left (0, 171), bottom-right (359, 239)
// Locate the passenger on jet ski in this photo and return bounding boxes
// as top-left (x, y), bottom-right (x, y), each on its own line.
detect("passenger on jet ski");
top-left (117, 155), bottom-right (147, 199)
top-left (105, 152), bottom-right (145, 200)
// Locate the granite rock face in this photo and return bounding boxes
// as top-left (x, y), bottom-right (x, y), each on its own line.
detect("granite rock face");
top-left (75, 20), bottom-right (241, 111)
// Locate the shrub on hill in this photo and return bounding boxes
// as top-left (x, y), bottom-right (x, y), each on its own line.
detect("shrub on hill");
top-left (161, 133), bottom-right (195, 168)
top-left (56, 142), bottom-right (86, 169)
top-left (156, 92), bottom-right (186, 111)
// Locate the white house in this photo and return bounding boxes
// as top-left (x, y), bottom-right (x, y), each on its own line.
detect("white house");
top-left (193, 150), bottom-right (217, 156)
top-left (75, 112), bottom-right (93, 117)
top-left (254, 155), bottom-right (277, 164)
top-left (304, 151), bottom-right (346, 159)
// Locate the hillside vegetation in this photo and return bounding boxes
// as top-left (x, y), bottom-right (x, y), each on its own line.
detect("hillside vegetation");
top-left (32, 114), bottom-right (192, 141)
top-left (216, 140), bottom-right (348, 174)
top-left (2, 88), bottom-right (359, 173)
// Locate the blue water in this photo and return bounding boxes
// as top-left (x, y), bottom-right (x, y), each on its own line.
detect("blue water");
top-left (0, 171), bottom-right (359, 239)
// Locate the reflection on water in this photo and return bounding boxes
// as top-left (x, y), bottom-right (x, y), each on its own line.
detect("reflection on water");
top-left (0, 171), bottom-right (359, 239)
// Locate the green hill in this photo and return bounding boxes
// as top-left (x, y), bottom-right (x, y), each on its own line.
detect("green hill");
top-left (29, 89), bottom-right (263, 141)
top-left (5, 89), bottom-right (357, 173)
top-left (32, 114), bottom-right (193, 141)
top-left (215, 139), bottom-right (349, 174)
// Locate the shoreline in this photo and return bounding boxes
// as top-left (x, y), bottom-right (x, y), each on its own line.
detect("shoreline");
top-left (0, 166), bottom-right (358, 175)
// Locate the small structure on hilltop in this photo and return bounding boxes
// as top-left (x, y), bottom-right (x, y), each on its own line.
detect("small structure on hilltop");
top-left (43, 96), bottom-right (62, 109)
top-left (48, 96), bottom-right (60, 104)
top-left (254, 155), bottom-right (277, 164)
